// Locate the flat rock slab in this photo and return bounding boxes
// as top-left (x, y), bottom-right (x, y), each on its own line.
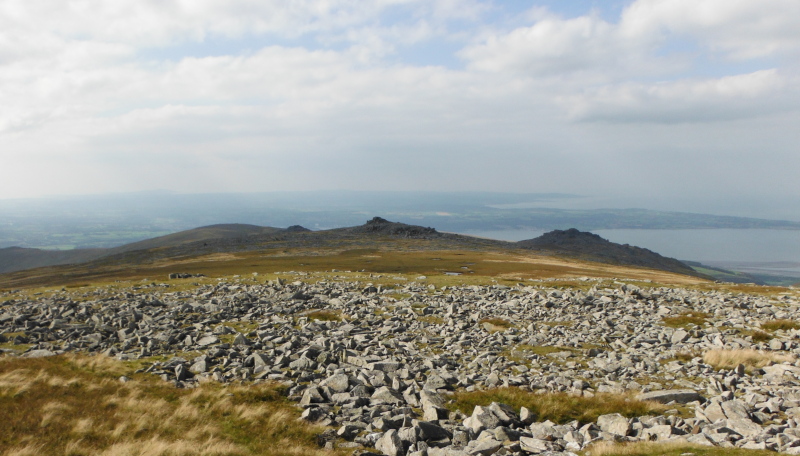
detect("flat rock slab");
top-left (638, 389), bottom-right (704, 404)
top-left (23, 349), bottom-right (57, 358)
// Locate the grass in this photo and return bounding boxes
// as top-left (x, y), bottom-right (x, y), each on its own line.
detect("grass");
top-left (479, 318), bottom-right (514, 332)
top-left (448, 388), bottom-right (668, 425)
top-left (540, 320), bottom-right (575, 328)
top-left (0, 354), bottom-right (350, 456)
top-left (761, 319), bottom-right (800, 332)
top-left (583, 441), bottom-right (777, 456)
top-left (672, 350), bottom-right (700, 363)
top-left (304, 310), bottom-right (342, 322)
top-left (748, 330), bottom-right (773, 343)
top-left (0, 239), bottom-right (710, 290)
top-left (703, 349), bottom-right (795, 372)
top-left (661, 311), bottom-right (710, 328)
top-left (508, 344), bottom-right (576, 358)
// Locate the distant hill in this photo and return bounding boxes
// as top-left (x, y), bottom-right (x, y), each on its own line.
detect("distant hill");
top-left (0, 219), bottom-right (702, 280)
top-left (105, 224), bottom-right (285, 255)
top-left (0, 247), bottom-right (107, 274)
top-left (0, 224), bottom-right (297, 274)
top-left (517, 228), bottom-right (700, 277)
top-left (3, 191), bottom-right (800, 251)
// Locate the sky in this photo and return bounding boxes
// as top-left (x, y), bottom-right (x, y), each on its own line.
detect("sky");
top-left (2, 0), bottom-right (799, 217)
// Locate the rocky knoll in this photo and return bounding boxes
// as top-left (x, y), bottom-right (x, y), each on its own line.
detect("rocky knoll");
top-left (518, 229), bottom-right (699, 277)
top-left (3, 275), bottom-right (800, 454)
top-left (343, 217), bottom-right (440, 238)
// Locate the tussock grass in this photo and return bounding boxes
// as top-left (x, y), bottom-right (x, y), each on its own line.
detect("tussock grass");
top-left (703, 349), bottom-right (795, 372)
top-left (761, 319), bottom-right (800, 332)
top-left (585, 440), bottom-right (776, 456)
top-left (540, 320), bottom-right (575, 328)
top-left (304, 310), bottom-right (341, 322)
top-left (673, 350), bottom-right (700, 363)
top-left (479, 318), bottom-right (514, 331)
top-left (449, 388), bottom-right (667, 425)
top-left (749, 330), bottom-right (773, 342)
top-left (662, 311), bottom-right (710, 328)
top-left (0, 354), bottom-right (347, 456)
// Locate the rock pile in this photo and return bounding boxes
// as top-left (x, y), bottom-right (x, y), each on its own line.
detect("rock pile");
top-left (2, 275), bottom-right (800, 454)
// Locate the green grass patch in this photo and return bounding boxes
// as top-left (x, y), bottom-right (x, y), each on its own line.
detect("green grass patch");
top-left (448, 388), bottom-right (667, 425)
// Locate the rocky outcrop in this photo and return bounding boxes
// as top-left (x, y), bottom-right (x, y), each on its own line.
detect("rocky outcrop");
top-left (347, 217), bottom-right (439, 238)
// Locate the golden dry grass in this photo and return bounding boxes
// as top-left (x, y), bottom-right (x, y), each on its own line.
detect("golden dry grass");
top-left (304, 310), bottom-right (341, 322)
top-left (661, 311), bottom-right (710, 328)
top-left (584, 440), bottom-right (776, 456)
top-left (703, 349), bottom-right (795, 371)
top-left (761, 319), bottom-right (800, 332)
top-left (417, 315), bottom-right (445, 325)
top-left (479, 317), bottom-right (514, 332)
top-left (749, 330), bottom-right (773, 342)
top-left (448, 388), bottom-right (668, 425)
top-left (0, 354), bottom-right (349, 456)
top-left (0, 241), bottom-right (709, 290)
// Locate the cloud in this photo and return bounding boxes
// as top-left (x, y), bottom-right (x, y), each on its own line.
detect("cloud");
top-left (457, 7), bottom-right (687, 81)
top-left (563, 69), bottom-right (797, 123)
top-left (620, 0), bottom-right (800, 60)
top-left (0, 0), bottom-right (799, 206)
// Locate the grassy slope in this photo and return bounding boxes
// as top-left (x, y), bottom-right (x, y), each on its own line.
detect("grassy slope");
top-left (0, 238), bottom-right (710, 290)
top-left (0, 354), bottom-right (347, 456)
top-left (104, 224), bottom-right (286, 255)
top-left (0, 224), bottom-right (286, 275)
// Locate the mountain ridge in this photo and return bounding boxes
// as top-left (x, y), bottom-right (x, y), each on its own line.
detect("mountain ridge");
top-left (0, 218), bottom-right (701, 282)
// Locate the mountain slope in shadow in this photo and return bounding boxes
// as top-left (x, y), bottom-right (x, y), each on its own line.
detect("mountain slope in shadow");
top-left (517, 228), bottom-right (698, 277)
top-left (0, 224), bottom-right (292, 274)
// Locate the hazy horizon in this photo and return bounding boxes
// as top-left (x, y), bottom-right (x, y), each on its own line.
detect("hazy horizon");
top-left (1, 190), bottom-right (799, 223)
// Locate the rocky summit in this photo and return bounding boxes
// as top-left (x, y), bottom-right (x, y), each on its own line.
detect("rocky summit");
top-left (3, 273), bottom-right (800, 455)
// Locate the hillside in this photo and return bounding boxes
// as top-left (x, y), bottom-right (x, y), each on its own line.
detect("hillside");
top-left (105, 223), bottom-right (286, 254)
top-left (0, 224), bottom-right (291, 274)
top-left (517, 228), bottom-right (700, 277)
top-left (0, 246), bottom-right (107, 274)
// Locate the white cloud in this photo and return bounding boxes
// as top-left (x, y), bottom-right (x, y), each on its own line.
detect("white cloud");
top-left (563, 69), bottom-right (796, 122)
top-left (0, 0), bottom-right (799, 204)
top-left (620, 0), bottom-right (800, 60)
